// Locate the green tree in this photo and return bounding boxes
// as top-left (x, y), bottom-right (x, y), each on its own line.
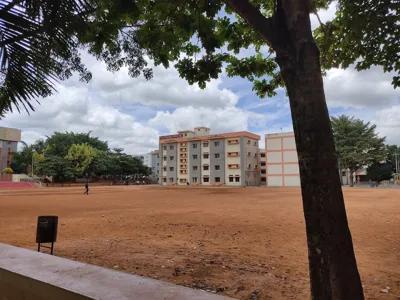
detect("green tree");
top-left (45, 132), bottom-right (109, 157)
top-left (11, 141), bottom-right (32, 174)
top-left (331, 115), bottom-right (387, 187)
top-left (386, 145), bottom-right (400, 173)
top-left (367, 162), bottom-right (393, 186)
top-left (2, 167), bottom-right (13, 173)
top-left (35, 155), bottom-right (74, 184)
top-left (315, 0), bottom-right (400, 87)
top-left (67, 143), bottom-right (96, 177)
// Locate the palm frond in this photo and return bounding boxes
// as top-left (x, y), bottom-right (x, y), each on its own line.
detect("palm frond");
top-left (0, 0), bottom-right (94, 114)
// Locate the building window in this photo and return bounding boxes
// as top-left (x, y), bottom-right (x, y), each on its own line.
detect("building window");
top-left (247, 140), bottom-right (251, 144)
top-left (193, 155), bottom-right (198, 159)
top-left (193, 143), bottom-right (198, 148)
top-left (228, 152), bottom-right (239, 157)
top-left (170, 145), bottom-right (174, 150)
top-left (203, 154), bottom-right (209, 159)
top-left (261, 162), bottom-right (266, 167)
top-left (254, 141), bottom-right (257, 146)
top-left (341, 171), bottom-right (346, 176)
top-left (247, 152), bottom-right (251, 156)
top-left (162, 178), bottom-right (167, 182)
top-left (169, 167), bottom-right (174, 171)
top-left (261, 170), bottom-right (266, 174)
top-left (180, 178), bottom-right (187, 183)
top-left (255, 165), bottom-right (258, 168)
top-left (169, 156), bottom-right (174, 160)
top-left (203, 165), bottom-right (209, 170)
top-left (248, 164), bottom-right (251, 168)
top-left (169, 177), bottom-right (174, 182)
top-left (163, 146), bottom-right (167, 150)
top-left (157, 163), bottom-right (159, 166)
top-left (163, 167), bottom-right (167, 171)
top-left (193, 166), bottom-right (198, 171)
top-left (215, 177), bottom-right (221, 182)
top-left (193, 177), bottom-right (198, 182)
top-left (261, 153), bottom-right (265, 158)
top-left (163, 157), bottom-right (166, 161)
top-left (157, 155), bottom-right (159, 158)
top-left (215, 153), bottom-right (220, 158)
top-left (214, 141), bottom-right (220, 147)
top-left (235, 177), bottom-right (240, 182)
top-left (203, 177), bottom-right (209, 183)
top-left (215, 165), bottom-right (220, 170)
top-left (228, 164), bottom-right (239, 169)
top-left (261, 177), bottom-right (266, 182)
top-left (203, 143), bottom-right (209, 147)
top-left (229, 177), bottom-right (234, 182)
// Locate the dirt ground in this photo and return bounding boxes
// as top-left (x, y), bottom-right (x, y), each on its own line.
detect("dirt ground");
top-left (0, 186), bottom-right (399, 299)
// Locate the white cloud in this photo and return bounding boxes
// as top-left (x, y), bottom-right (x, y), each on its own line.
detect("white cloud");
top-left (87, 56), bottom-right (238, 109)
top-left (324, 66), bottom-right (400, 108)
top-left (149, 106), bottom-right (249, 134)
top-left (2, 84), bottom-right (160, 155)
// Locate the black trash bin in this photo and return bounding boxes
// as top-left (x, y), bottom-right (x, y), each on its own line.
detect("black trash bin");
top-left (36, 216), bottom-right (58, 255)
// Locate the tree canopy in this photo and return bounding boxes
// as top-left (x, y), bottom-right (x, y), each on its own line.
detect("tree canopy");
top-left (386, 144), bottom-right (400, 173)
top-left (0, 0), bottom-right (398, 114)
top-left (44, 131), bottom-right (109, 157)
top-left (366, 162), bottom-right (393, 184)
top-left (12, 131), bottom-right (151, 182)
top-left (331, 115), bottom-right (387, 186)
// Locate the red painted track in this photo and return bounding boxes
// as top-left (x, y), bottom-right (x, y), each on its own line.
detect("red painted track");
top-left (0, 182), bottom-right (36, 189)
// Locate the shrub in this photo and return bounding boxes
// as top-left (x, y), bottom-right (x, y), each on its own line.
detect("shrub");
top-left (2, 167), bottom-right (13, 174)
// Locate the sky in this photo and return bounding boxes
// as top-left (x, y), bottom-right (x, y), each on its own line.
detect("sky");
top-left (1, 4), bottom-right (400, 155)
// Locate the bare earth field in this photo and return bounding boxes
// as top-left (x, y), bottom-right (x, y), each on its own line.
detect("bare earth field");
top-left (0, 186), bottom-right (399, 299)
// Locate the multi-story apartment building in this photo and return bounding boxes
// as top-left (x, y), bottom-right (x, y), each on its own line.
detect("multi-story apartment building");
top-left (0, 126), bottom-right (21, 170)
top-left (158, 127), bottom-right (260, 186)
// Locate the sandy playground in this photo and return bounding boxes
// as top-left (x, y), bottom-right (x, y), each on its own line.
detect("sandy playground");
top-left (0, 186), bottom-right (399, 299)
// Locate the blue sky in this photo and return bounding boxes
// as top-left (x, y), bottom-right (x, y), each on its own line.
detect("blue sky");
top-left (1, 4), bottom-right (399, 154)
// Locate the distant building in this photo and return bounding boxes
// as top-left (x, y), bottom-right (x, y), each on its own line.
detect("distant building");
top-left (264, 132), bottom-right (300, 187)
top-left (158, 127), bottom-right (260, 186)
top-left (259, 149), bottom-right (266, 185)
top-left (142, 150), bottom-right (160, 183)
top-left (0, 126), bottom-right (21, 170)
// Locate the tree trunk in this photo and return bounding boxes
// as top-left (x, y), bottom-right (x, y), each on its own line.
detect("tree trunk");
top-left (349, 171), bottom-right (354, 187)
top-left (272, 6), bottom-right (364, 300)
top-left (220, 0), bottom-right (364, 298)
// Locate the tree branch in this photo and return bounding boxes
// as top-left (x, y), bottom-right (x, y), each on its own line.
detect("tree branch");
top-left (222, 0), bottom-right (277, 48)
top-left (312, 10), bottom-right (327, 36)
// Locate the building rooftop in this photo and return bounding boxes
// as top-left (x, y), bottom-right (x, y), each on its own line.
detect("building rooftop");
top-left (160, 131), bottom-right (261, 144)
top-left (0, 126), bottom-right (21, 142)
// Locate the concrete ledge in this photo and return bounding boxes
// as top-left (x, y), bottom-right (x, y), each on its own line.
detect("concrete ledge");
top-left (0, 243), bottom-right (232, 300)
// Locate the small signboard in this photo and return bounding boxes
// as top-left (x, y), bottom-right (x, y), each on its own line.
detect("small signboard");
top-left (36, 216), bottom-right (58, 255)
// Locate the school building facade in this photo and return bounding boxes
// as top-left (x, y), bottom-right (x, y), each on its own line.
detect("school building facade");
top-left (158, 127), bottom-right (261, 186)
top-left (264, 132), bottom-right (301, 187)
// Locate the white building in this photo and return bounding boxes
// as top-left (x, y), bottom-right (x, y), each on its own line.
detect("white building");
top-left (264, 132), bottom-right (300, 187)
